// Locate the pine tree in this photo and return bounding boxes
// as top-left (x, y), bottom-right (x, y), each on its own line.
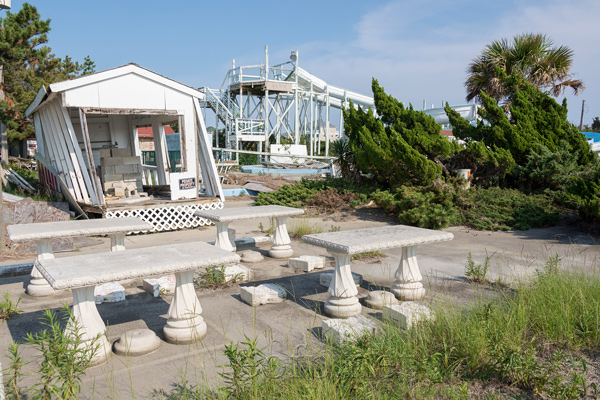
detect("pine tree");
top-left (447, 71), bottom-right (595, 188)
top-left (0, 3), bottom-right (95, 144)
top-left (0, 3), bottom-right (50, 143)
top-left (343, 79), bottom-right (459, 187)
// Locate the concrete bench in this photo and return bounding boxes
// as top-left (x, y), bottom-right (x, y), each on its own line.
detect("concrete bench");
top-left (36, 241), bottom-right (240, 365)
top-left (7, 217), bottom-right (152, 296)
top-left (302, 225), bottom-right (453, 318)
top-left (194, 205), bottom-right (304, 258)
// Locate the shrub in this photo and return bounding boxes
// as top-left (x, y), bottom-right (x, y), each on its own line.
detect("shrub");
top-left (459, 186), bottom-right (560, 231)
top-left (254, 178), bottom-right (374, 209)
top-left (562, 164), bottom-right (600, 224)
top-left (5, 306), bottom-right (100, 399)
top-left (373, 184), bottom-right (560, 231)
top-left (372, 183), bottom-right (461, 230)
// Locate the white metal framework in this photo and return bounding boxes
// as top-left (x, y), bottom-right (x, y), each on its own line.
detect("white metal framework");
top-left (200, 47), bottom-right (375, 158)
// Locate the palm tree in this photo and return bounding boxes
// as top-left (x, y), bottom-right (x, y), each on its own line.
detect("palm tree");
top-left (465, 33), bottom-right (584, 104)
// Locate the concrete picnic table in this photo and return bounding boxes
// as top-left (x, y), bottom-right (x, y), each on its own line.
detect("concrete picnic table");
top-left (36, 241), bottom-right (240, 365)
top-left (7, 217), bottom-right (152, 296)
top-left (194, 205), bottom-right (304, 258)
top-left (302, 225), bottom-right (454, 318)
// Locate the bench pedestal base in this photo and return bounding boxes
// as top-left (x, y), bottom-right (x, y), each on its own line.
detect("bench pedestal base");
top-left (27, 239), bottom-right (57, 297)
top-left (163, 271), bottom-right (208, 344)
top-left (268, 244), bottom-right (293, 259)
top-left (71, 286), bottom-right (111, 366)
top-left (214, 222), bottom-right (235, 252)
top-left (324, 251), bottom-right (362, 318)
top-left (113, 329), bottom-right (161, 356)
top-left (392, 246), bottom-right (426, 300)
top-left (269, 217), bottom-right (294, 258)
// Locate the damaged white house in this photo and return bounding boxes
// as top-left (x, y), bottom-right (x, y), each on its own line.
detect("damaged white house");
top-left (25, 64), bottom-right (224, 231)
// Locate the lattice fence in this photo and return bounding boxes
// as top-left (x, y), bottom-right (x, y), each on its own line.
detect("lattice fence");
top-left (106, 201), bottom-right (223, 233)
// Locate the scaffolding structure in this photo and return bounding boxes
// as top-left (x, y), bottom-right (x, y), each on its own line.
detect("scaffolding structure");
top-left (200, 46), bottom-right (375, 159)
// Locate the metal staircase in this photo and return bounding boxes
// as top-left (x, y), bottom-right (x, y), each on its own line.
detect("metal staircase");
top-left (200, 88), bottom-right (265, 141)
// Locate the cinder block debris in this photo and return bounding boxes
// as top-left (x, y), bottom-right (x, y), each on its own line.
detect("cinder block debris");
top-left (319, 271), bottom-right (362, 288)
top-left (288, 255), bottom-right (325, 272)
top-left (240, 283), bottom-right (286, 306)
top-left (215, 264), bottom-right (253, 282)
top-left (383, 302), bottom-right (433, 329)
top-left (322, 315), bottom-right (378, 344)
top-left (143, 275), bottom-right (176, 297)
top-left (94, 282), bottom-right (125, 304)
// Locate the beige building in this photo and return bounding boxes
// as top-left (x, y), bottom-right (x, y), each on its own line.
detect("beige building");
top-left (317, 124), bottom-right (340, 142)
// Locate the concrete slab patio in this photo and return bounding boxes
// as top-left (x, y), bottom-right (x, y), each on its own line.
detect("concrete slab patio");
top-left (1, 200), bottom-right (599, 398)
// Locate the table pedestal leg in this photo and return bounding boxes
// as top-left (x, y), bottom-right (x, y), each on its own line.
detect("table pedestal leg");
top-left (110, 233), bottom-right (126, 252)
top-left (70, 286), bottom-right (111, 366)
top-left (214, 222), bottom-right (235, 252)
top-left (392, 246), bottom-right (426, 300)
top-left (163, 271), bottom-right (207, 344)
top-left (324, 251), bottom-right (361, 318)
top-left (27, 239), bottom-right (57, 297)
top-left (269, 216), bottom-right (293, 258)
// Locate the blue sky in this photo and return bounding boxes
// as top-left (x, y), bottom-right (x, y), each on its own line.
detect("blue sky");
top-left (5, 0), bottom-right (598, 125)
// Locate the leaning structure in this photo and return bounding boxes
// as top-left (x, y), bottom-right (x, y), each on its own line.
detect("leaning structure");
top-left (25, 64), bottom-right (223, 231)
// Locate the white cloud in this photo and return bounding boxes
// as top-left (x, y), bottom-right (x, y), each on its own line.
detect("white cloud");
top-left (296, 0), bottom-right (599, 122)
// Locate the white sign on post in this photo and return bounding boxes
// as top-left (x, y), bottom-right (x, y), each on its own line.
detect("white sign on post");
top-left (170, 171), bottom-right (197, 200)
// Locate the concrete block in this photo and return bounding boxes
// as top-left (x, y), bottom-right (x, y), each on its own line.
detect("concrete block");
top-left (215, 264), bottom-right (252, 282)
top-left (115, 164), bottom-right (137, 174)
top-left (123, 173), bottom-right (142, 181)
top-left (112, 148), bottom-right (131, 157)
top-left (122, 156), bottom-right (141, 165)
top-left (114, 186), bottom-right (125, 197)
top-left (143, 275), bottom-right (176, 297)
top-left (94, 282), bottom-right (125, 304)
top-left (240, 283), bottom-right (286, 306)
top-left (100, 149), bottom-right (112, 158)
top-left (319, 271), bottom-right (362, 288)
top-left (322, 315), bottom-right (378, 344)
top-left (103, 182), bottom-right (115, 191)
top-left (365, 290), bottom-right (400, 309)
top-left (288, 255), bottom-right (325, 272)
top-left (383, 302), bottom-right (433, 329)
top-left (101, 157), bottom-right (122, 166)
top-left (103, 173), bottom-right (124, 182)
top-left (241, 250), bottom-right (264, 263)
top-left (235, 236), bottom-right (272, 250)
top-left (103, 165), bottom-right (116, 175)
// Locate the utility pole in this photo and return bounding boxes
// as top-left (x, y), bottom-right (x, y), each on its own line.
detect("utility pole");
top-left (0, 65), bottom-right (6, 166)
top-left (0, 0), bottom-right (12, 253)
top-left (579, 99), bottom-right (586, 130)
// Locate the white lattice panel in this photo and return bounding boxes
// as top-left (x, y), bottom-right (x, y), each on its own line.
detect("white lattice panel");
top-left (106, 201), bottom-right (223, 233)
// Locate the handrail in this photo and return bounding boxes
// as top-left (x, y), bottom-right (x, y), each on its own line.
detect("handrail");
top-left (212, 147), bottom-right (337, 161)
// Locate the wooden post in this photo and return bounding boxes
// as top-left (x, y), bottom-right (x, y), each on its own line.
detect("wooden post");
top-left (79, 108), bottom-right (104, 205)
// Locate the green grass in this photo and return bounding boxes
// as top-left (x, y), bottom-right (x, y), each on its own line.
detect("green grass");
top-left (194, 266), bottom-right (244, 289)
top-left (351, 250), bottom-right (386, 261)
top-left (158, 261), bottom-right (600, 399)
top-left (0, 292), bottom-right (22, 322)
top-left (289, 218), bottom-right (323, 238)
top-left (465, 252), bottom-right (491, 283)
